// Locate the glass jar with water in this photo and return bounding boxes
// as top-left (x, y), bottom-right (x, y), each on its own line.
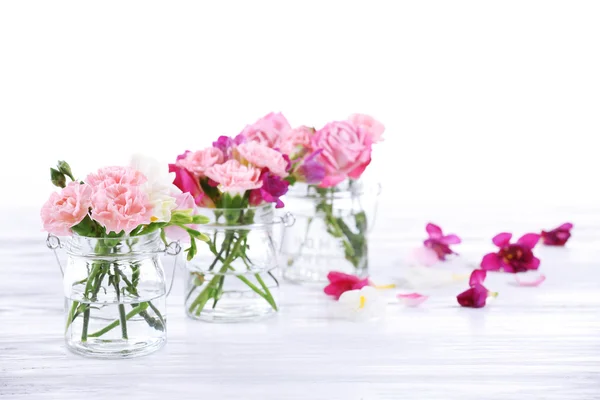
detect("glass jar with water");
top-left (47, 231), bottom-right (179, 358)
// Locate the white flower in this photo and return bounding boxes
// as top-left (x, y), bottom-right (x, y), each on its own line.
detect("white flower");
top-left (130, 154), bottom-right (178, 223)
top-left (336, 286), bottom-right (386, 321)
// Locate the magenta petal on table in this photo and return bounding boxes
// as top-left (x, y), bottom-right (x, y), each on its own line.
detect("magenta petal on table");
top-left (492, 232), bottom-right (512, 247)
top-left (514, 274), bottom-right (546, 287)
top-left (425, 223), bottom-right (443, 239)
top-left (480, 253), bottom-right (502, 271)
top-left (441, 234), bottom-right (461, 245)
top-left (469, 269), bottom-right (487, 287)
top-left (517, 233), bottom-right (541, 249)
top-left (528, 256), bottom-right (541, 270)
top-left (397, 293), bottom-right (429, 307)
top-left (558, 222), bottom-right (574, 230)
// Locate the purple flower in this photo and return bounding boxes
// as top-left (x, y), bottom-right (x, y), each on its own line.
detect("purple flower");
top-left (423, 223), bottom-right (461, 260)
top-left (258, 172), bottom-right (289, 208)
top-left (212, 136), bottom-right (233, 159)
top-left (296, 150), bottom-right (326, 184)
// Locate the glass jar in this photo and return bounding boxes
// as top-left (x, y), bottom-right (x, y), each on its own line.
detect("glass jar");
top-left (46, 232), bottom-right (179, 359)
top-left (184, 204), bottom-right (294, 322)
top-left (281, 179), bottom-right (380, 284)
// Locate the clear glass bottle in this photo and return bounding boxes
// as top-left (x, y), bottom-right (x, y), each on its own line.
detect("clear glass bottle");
top-left (281, 179), bottom-right (380, 284)
top-left (48, 232), bottom-right (178, 358)
top-left (185, 204), bottom-right (293, 322)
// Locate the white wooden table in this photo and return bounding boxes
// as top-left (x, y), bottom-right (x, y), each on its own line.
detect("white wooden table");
top-left (1, 206), bottom-right (599, 399)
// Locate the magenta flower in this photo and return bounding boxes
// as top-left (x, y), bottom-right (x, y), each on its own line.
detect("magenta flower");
top-left (541, 223), bottom-right (573, 246)
top-left (257, 171), bottom-right (290, 209)
top-left (423, 223), bottom-right (461, 260)
top-left (457, 269), bottom-right (496, 308)
top-left (324, 271), bottom-right (370, 300)
top-left (169, 152), bottom-right (212, 207)
top-left (480, 232), bottom-right (541, 273)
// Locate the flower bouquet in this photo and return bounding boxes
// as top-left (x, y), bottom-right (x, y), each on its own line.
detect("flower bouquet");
top-left (170, 136), bottom-right (295, 321)
top-left (231, 112), bottom-right (384, 283)
top-left (41, 156), bottom-right (208, 358)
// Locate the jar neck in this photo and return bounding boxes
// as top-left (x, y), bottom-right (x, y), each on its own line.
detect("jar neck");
top-left (66, 232), bottom-right (163, 256)
top-left (195, 203), bottom-right (275, 226)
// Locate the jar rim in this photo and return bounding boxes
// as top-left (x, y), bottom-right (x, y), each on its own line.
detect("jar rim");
top-left (194, 203), bottom-right (274, 212)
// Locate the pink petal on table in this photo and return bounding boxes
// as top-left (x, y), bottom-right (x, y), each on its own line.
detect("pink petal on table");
top-left (514, 274), bottom-right (546, 287)
top-left (411, 246), bottom-right (439, 266)
top-left (397, 293), bottom-right (429, 307)
top-left (440, 234), bottom-right (462, 245)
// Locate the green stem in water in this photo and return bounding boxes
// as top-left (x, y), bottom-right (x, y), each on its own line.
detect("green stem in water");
top-left (88, 303), bottom-right (149, 338)
top-left (188, 238), bottom-right (243, 315)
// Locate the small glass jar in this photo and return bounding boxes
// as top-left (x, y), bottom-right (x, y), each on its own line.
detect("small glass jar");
top-left (47, 232), bottom-right (179, 359)
top-left (184, 204), bottom-right (293, 322)
top-left (281, 179), bottom-right (380, 284)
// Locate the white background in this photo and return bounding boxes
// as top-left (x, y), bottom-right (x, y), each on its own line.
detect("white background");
top-left (1, 1), bottom-right (599, 214)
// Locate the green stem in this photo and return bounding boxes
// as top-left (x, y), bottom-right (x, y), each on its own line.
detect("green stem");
top-left (65, 301), bottom-right (79, 333)
top-left (88, 303), bottom-right (149, 338)
top-left (81, 309), bottom-right (90, 342)
top-left (188, 238), bottom-right (243, 315)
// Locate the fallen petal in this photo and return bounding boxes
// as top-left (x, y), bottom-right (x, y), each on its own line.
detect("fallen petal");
top-left (396, 293), bottom-right (429, 307)
top-left (480, 253), bottom-right (502, 271)
top-left (469, 269), bottom-right (487, 287)
top-left (411, 246), bottom-right (439, 266)
top-left (558, 222), bottom-right (574, 231)
top-left (440, 234), bottom-right (461, 245)
top-left (514, 274), bottom-right (546, 287)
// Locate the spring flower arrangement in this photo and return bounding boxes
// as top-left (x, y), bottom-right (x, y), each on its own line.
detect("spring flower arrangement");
top-left (41, 157), bottom-right (209, 343)
top-left (323, 221), bottom-right (573, 319)
top-left (234, 112), bottom-right (385, 277)
top-left (170, 135), bottom-right (296, 318)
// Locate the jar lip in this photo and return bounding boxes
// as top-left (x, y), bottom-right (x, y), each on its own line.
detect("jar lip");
top-left (284, 180), bottom-right (368, 199)
top-left (70, 231), bottom-right (161, 241)
top-left (194, 203), bottom-right (274, 212)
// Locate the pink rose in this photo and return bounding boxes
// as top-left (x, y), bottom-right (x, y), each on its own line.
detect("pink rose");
top-left (204, 159), bottom-right (262, 195)
top-left (311, 121), bottom-right (373, 188)
top-left (91, 184), bottom-right (153, 234)
top-left (236, 141), bottom-right (288, 178)
top-left (86, 166), bottom-right (147, 189)
top-left (348, 114), bottom-right (385, 143)
top-left (41, 182), bottom-right (93, 236)
top-left (277, 125), bottom-right (313, 158)
top-left (164, 192), bottom-right (198, 242)
top-left (176, 147), bottom-right (224, 178)
top-left (239, 112), bottom-right (292, 147)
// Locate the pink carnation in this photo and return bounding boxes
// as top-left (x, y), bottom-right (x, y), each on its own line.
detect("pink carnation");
top-left (40, 182), bottom-right (93, 236)
top-left (240, 112), bottom-right (292, 147)
top-left (311, 121), bottom-right (372, 188)
top-left (348, 114), bottom-right (385, 143)
top-left (176, 147), bottom-right (224, 178)
top-left (86, 166), bottom-right (147, 189)
top-left (204, 159), bottom-right (262, 195)
top-left (91, 184), bottom-right (153, 234)
top-left (236, 141), bottom-right (289, 178)
top-left (277, 126), bottom-right (313, 158)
